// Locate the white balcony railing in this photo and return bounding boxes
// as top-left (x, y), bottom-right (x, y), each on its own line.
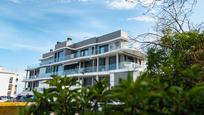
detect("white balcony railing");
top-left (25, 62), bottom-right (141, 81)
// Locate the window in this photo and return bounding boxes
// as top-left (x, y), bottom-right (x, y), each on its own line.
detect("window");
top-left (73, 51), bottom-right (78, 58)
top-left (92, 47), bottom-right (95, 55)
top-left (139, 59), bottom-right (142, 65)
top-left (109, 43), bottom-right (114, 51)
top-left (135, 58), bottom-right (138, 63)
top-left (84, 61), bottom-right (93, 72)
top-left (115, 41), bottom-right (120, 48)
top-left (58, 51), bottom-right (64, 61)
top-left (95, 46), bottom-right (98, 54)
top-left (46, 66), bottom-right (52, 73)
top-left (99, 45), bottom-right (108, 54)
top-left (127, 56), bottom-right (134, 62)
top-left (9, 77), bottom-right (13, 83)
top-left (80, 49), bottom-right (88, 56)
top-left (55, 50), bottom-right (64, 61)
top-left (99, 58), bottom-right (106, 71)
top-left (8, 84), bottom-right (12, 90)
top-left (7, 91), bottom-right (11, 96)
top-left (109, 56), bottom-right (116, 70)
top-left (124, 55), bottom-right (134, 62)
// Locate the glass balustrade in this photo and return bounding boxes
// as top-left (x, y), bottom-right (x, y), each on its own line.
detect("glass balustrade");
top-left (40, 45), bottom-right (121, 65)
top-left (64, 68), bottom-right (79, 75)
top-left (27, 61), bottom-right (140, 80)
top-left (119, 62), bottom-right (141, 70)
top-left (81, 66), bottom-right (97, 73)
top-left (40, 58), bottom-right (54, 65)
top-left (99, 65), bottom-right (107, 71)
top-left (109, 63), bottom-right (116, 70)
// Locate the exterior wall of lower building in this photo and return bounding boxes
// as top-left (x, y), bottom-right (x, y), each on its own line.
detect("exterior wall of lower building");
top-left (0, 68), bottom-right (17, 97)
top-left (23, 70), bottom-right (141, 95)
top-left (0, 75), bottom-right (11, 96)
top-left (112, 71), bottom-right (132, 86)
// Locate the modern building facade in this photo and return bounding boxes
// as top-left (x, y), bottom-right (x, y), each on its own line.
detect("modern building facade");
top-left (0, 66), bottom-right (18, 97)
top-left (22, 30), bottom-right (145, 95)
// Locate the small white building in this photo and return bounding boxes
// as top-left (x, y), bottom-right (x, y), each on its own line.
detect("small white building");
top-left (0, 66), bottom-right (18, 97)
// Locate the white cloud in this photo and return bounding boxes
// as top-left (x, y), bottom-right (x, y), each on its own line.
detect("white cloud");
top-left (127, 15), bottom-right (155, 22)
top-left (107, 0), bottom-right (138, 10)
top-left (9, 0), bottom-right (89, 4)
top-left (140, 0), bottom-right (154, 6)
top-left (0, 22), bottom-right (52, 52)
top-left (106, 0), bottom-right (157, 10)
top-left (9, 0), bottom-right (21, 3)
top-left (53, 0), bottom-right (90, 3)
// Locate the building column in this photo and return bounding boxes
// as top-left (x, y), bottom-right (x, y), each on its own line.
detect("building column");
top-left (95, 75), bottom-right (99, 81)
top-left (79, 61), bottom-right (81, 73)
top-left (97, 57), bottom-right (99, 72)
top-left (78, 77), bottom-right (82, 88)
top-left (26, 71), bottom-right (28, 79)
top-left (110, 73), bottom-right (114, 87)
top-left (105, 56), bottom-right (109, 71)
top-left (92, 59), bottom-right (95, 72)
top-left (24, 82), bottom-right (27, 91)
top-left (33, 69), bottom-right (36, 79)
top-left (96, 56), bottom-right (99, 82)
top-left (116, 53), bottom-right (119, 69)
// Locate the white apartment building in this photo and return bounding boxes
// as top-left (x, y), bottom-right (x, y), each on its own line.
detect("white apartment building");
top-left (0, 66), bottom-right (18, 97)
top-left (22, 30), bottom-right (145, 95)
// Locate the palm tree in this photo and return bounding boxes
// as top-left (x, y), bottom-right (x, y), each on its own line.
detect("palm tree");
top-left (45, 76), bottom-right (80, 115)
top-left (90, 78), bottom-right (110, 112)
top-left (75, 87), bottom-right (93, 114)
top-left (111, 73), bottom-right (152, 114)
top-left (29, 89), bottom-right (54, 115)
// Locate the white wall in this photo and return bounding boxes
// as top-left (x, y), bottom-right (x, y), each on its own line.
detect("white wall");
top-left (0, 74), bottom-right (10, 96)
top-left (0, 73), bottom-right (17, 97)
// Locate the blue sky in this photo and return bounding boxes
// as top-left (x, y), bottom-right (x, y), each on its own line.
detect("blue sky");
top-left (0, 0), bottom-right (204, 94)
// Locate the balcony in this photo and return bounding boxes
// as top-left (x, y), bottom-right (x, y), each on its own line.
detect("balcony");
top-left (25, 61), bottom-right (141, 81)
top-left (47, 62), bottom-right (140, 77)
top-left (39, 45), bottom-right (122, 66)
top-left (40, 58), bottom-right (54, 65)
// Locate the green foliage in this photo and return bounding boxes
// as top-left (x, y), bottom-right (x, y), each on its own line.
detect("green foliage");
top-left (90, 78), bottom-right (110, 112)
top-left (45, 76), bottom-right (79, 115)
top-left (21, 30), bottom-right (204, 115)
top-left (185, 85), bottom-right (204, 114)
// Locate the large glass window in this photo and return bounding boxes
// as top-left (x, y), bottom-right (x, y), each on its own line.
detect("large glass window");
top-left (115, 41), bottom-right (120, 48)
top-left (55, 50), bottom-right (64, 61)
top-left (58, 51), bottom-right (64, 61)
top-left (84, 61), bottom-right (93, 72)
top-left (109, 56), bottom-right (116, 70)
top-left (99, 45), bottom-right (109, 54)
top-left (45, 66), bottom-right (52, 73)
top-left (80, 49), bottom-right (88, 56)
top-left (99, 58), bottom-right (106, 71)
top-left (53, 65), bottom-right (63, 73)
top-left (92, 47), bottom-right (95, 55)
